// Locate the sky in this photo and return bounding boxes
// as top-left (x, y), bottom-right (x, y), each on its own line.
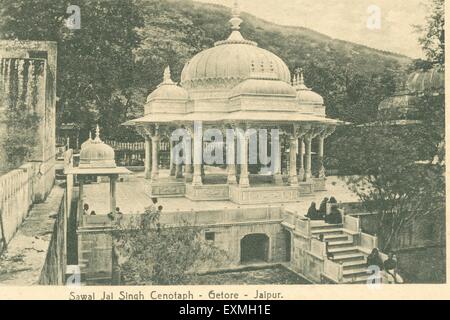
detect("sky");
top-left (194, 0), bottom-right (430, 58)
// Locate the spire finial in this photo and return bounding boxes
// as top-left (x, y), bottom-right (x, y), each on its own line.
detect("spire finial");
top-left (299, 70), bottom-right (305, 85)
top-left (94, 124), bottom-right (101, 142)
top-left (229, 0), bottom-right (243, 31)
top-left (88, 131), bottom-right (92, 141)
top-left (163, 66), bottom-right (171, 82)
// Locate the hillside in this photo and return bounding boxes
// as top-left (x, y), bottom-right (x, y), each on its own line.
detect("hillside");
top-left (135, 0), bottom-right (413, 125)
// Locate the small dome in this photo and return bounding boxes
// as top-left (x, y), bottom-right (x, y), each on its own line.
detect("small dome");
top-left (230, 77), bottom-right (296, 98)
top-left (147, 66), bottom-right (188, 102)
top-left (293, 72), bottom-right (324, 105)
top-left (79, 126), bottom-right (116, 168)
top-left (405, 68), bottom-right (444, 95)
top-left (80, 131), bottom-right (93, 149)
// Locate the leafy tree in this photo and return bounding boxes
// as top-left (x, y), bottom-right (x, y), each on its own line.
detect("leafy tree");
top-left (415, 0), bottom-right (445, 68)
top-left (113, 209), bottom-right (227, 285)
top-left (0, 0), bottom-right (144, 141)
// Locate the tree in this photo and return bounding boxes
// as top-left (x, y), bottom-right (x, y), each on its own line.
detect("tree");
top-left (415, 0), bottom-right (445, 67)
top-left (341, 120), bottom-right (444, 250)
top-left (0, 0), bottom-right (144, 141)
top-left (113, 209), bottom-right (227, 285)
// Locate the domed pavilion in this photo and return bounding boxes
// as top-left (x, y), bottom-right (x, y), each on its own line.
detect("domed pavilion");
top-left (65, 126), bottom-right (131, 224)
top-left (126, 2), bottom-right (342, 204)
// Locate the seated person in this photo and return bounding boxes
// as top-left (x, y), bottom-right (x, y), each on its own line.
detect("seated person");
top-left (325, 206), bottom-right (342, 224)
top-left (366, 248), bottom-right (384, 271)
top-left (306, 202), bottom-right (321, 220)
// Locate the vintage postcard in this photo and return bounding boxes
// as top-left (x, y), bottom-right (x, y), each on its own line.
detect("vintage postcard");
top-left (0, 0), bottom-right (447, 302)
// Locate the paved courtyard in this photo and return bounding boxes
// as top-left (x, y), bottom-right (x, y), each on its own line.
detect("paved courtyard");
top-left (82, 170), bottom-right (359, 217)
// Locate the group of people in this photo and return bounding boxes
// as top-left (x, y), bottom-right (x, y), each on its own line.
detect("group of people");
top-left (306, 197), bottom-right (342, 224)
top-left (367, 248), bottom-right (403, 284)
top-left (83, 203), bottom-right (97, 216)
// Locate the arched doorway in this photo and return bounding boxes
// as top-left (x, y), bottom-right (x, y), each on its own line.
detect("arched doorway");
top-left (240, 234), bottom-right (269, 263)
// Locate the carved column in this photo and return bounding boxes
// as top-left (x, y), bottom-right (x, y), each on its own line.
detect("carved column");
top-left (169, 140), bottom-right (176, 176)
top-left (225, 125), bottom-right (237, 185)
top-left (288, 135), bottom-right (298, 185)
top-left (304, 133), bottom-right (313, 181)
top-left (184, 128), bottom-right (193, 182)
top-left (237, 126), bottom-right (250, 187)
top-left (109, 174), bottom-right (118, 214)
top-left (272, 129), bottom-right (283, 185)
top-left (317, 125), bottom-right (336, 178)
top-left (192, 122), bottom-right (203, 186)
top-left (298, 137), bottom-right (304, 181)
top-left (151, 127), bottom-right (160, 182)
top-left (144, 136), bottom-right (151, 179)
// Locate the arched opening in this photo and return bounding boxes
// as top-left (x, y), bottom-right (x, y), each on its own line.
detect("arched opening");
top-left (240, 234), bottom-right (269, 263)
top-left (283, 230), bottom-right (292, 262)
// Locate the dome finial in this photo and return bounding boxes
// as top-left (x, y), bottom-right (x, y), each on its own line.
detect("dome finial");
top-left (88, 130), bottom-right (92, 141)
top-left (229, 0), bottom-right (243, 32)
top-left (163, 66), bottom-right (174, 84)
top-left (94, 124), bottom-right (102, 142)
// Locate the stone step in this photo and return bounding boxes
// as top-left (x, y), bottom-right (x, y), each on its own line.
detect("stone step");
top-left (328, 246), bottom-right (360, 254)
top-left (324, 234), bottom-right (349, 242)
top-left (342, 260), bottom-right (368, 270)
top-left (312, 228), bottom-right (343, 236)
top-left (343, 274), bottom-right (371, 284)
top-left (311, 223), bottom-right (343, 230)
top-left (331, 252), bottom-right (366, 263)
top-left (327, 240), bottom-right (355, 247)
top-left (343, 268), bottom-right (369, 278)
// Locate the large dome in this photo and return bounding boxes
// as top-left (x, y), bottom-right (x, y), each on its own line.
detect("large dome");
top-left (181, 43), bottom-right (291, 90)
top-left (180, 5), bottom-right (290, 90)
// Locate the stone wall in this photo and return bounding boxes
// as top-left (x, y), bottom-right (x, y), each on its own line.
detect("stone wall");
top-left (0, 162), bottom-right (50, 253)
top-left (0, 40), bottom-right (57, 200)
top-left (76, 206), bottom-right (289, 283)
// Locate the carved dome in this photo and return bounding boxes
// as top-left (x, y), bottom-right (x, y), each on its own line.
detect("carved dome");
top-left (79, 126), bottom-right (116, 168)
top-left (230, 76), bottom-right (296, 98)
top-left (180, 3), bottom-right (290, 90)
top-left (405, 68), bottom-right (444, 95)
top-left (294, 72), bottom-right (324, 105)
top-left (147, 66), bottom-right (188, 102)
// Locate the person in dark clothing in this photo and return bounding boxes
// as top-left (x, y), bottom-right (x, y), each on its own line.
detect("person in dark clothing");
top-left (366, 248), bottom-right (384, 270)
top-left (325, 206), bottom-right (342, 224)
top-left (318, 197), bottom-right (328, 218)
top-left (384, 252), bottom-right (398, 283)
top-left (329, 197), bottom-right (337, 204)
top-left (306, 202), bottom-right (319, 220)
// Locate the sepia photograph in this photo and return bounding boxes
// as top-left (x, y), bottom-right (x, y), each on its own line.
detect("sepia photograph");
top-left (0, 0), bottom-right (446, 300)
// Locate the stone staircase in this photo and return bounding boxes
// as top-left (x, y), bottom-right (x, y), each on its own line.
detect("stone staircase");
top-left (310, 221), bottom-right (372, 284)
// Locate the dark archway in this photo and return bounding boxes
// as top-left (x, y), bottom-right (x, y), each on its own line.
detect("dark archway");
top-left (240, 234), bottom-right (269, 263)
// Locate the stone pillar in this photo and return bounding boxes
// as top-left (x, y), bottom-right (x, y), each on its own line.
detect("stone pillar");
top-left (184, 132), bottom-right (193, 182)
top-left (192, 124), bottom-right (203, 186)
top-left (109, 174), bottom-right (117, 214)
top-left (288, 136), bottom-right (298, 185)
top-left (272, 131), bottom-right (283, 185)
top-left (304, 135), bottom-right (312, 181)
top-left (226, 128), bottom-right (237, 185)
top-left (238, 130), bottom-right (250, 187)
top-left (77, 176), bottom-right (84, 226)
top-left (169, 140), bottom-right (176, 176)
top-left (144, 136), bottom-right (151, 179)
top-left (318, 136), bottom-right (325, 178)
top-left (151, 135), bottom-right (160, 181)
top-left (298, 137), bottom-right (305, 181)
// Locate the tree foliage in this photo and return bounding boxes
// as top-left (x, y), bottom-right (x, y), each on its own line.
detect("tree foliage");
top-left (415, 0), bottom-right (445, 68)
top-left (113, 209), bottom-right (227, 285)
